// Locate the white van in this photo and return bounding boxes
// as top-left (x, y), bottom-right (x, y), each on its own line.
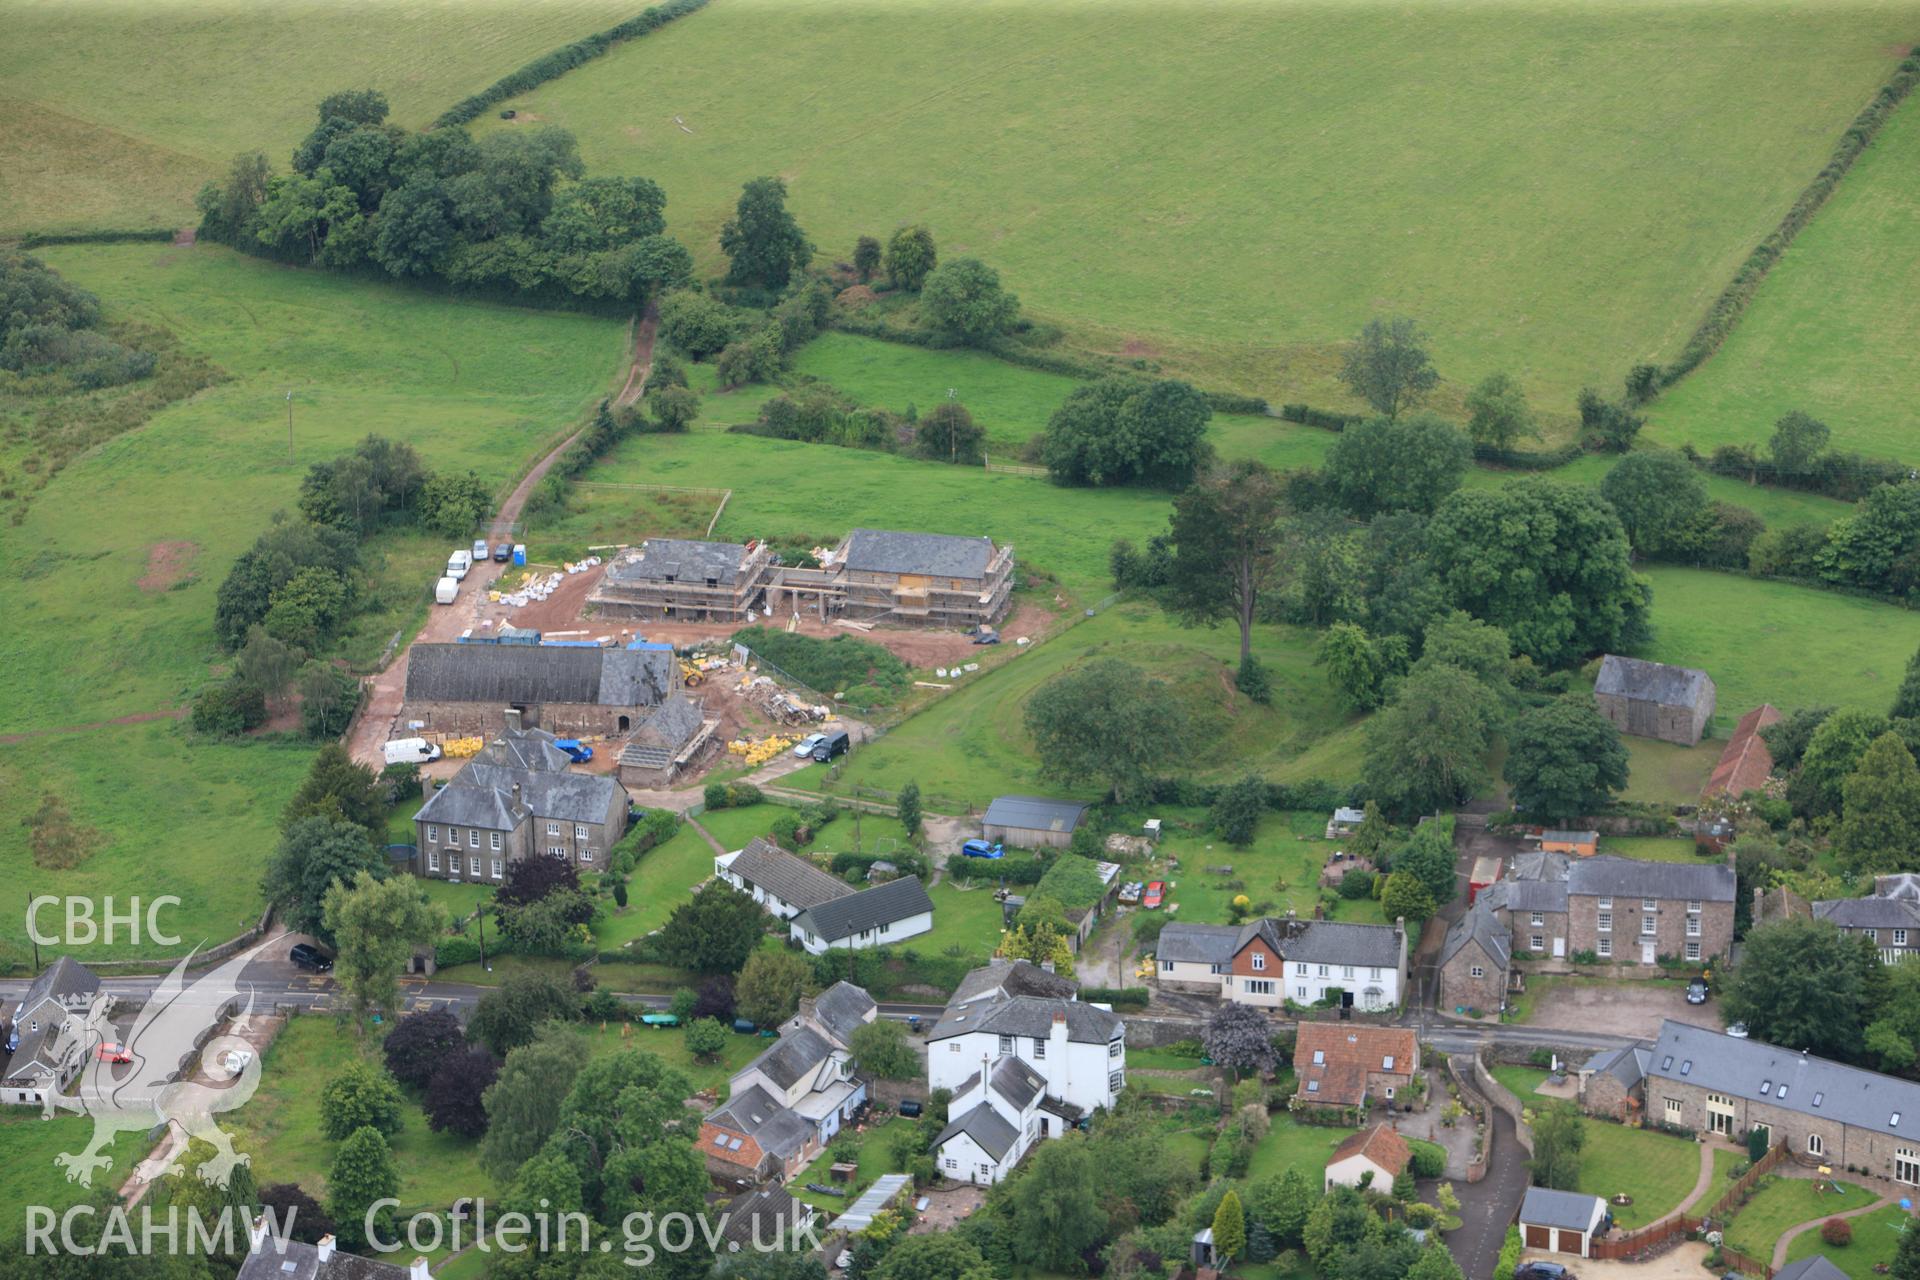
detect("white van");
top-left (383, 737), bottom-right (442, 765)
top-left (447, 549), bottom-right (473, 580)
top-left (435, 576), bottom-right (459, 605)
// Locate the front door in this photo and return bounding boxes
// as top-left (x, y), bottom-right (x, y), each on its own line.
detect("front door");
top-left (1641, 940), bottom-right (1656, 965)
top-left (1553, 937), bottom-right (1566, 958)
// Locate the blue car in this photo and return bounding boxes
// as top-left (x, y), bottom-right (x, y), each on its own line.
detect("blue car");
top-left (961, 840), bottom-right (1004, 859)
top-left (553, 739), bottom-right (593, 763)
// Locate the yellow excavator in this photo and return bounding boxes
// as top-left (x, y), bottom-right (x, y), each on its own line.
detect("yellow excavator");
top-left (679, 660), bottom-right (706, 688)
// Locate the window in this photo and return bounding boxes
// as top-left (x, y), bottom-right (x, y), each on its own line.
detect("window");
top-left (1161, 960), bottom-right (1174, 972)
top-left (1370, 967), bottom-right (1382, 980)
top-left (1814, 1092), bottom-right (1825, 1107)
top-left (1109, 1071), bottom-right (1124, 1092)
top-left (428, 849), bottom-right (440, 871)
top-left (949, 1044), bottom-right (961, 1053)
top-left (945, 1158), bottom-right (958, 1171)
top-left (1642, 898), bottom-right (1657, 911)
top-left (1641, 915), bottom-right (1657, 935)
top-left (1685, 941), bottom-right (1701, 961)
top-left (1312, 1050), bottom-right (1326, 1064)
top-left (1598, 912), bottom-right (1613, 933)
top-left (549, 846), bottom-right (567, 859)
top-left (1687, 917), bottom-right (1701, 937)
top-left (1760, 1081), bottom-right (1773, 1096)
top-left (1531, 913), bottom-right (1544, 927)
top-left (1317, 964), bottom-right (1329, 977)
top-left (1809, 1133), bottom-right (1824, 1156)
top-left (1385, 1086), bottom-right (1396, 1099)
top-left (1033, 1038), bottom-right (1046, 1060)
top-left (575, 824), bottom-right (588, 840)
top-left (1598, 938), bottom-right (1613, 957)
top-left (447, 828), bottom-right (460, 846)
top-left (1251, 953), bottom-right (1265, 971)
top-left (1778, 1086), bottom-right (1788, 1101)
top-left (1469, 966), bottom-right (1485, 979)
top-left (469, 856), bottom-right (481, 877)
top-left (1383, 1055), bottom-right (1396, 1070)
top-left (1665, 1098), bottom-right (1683, 1118)
top-left (581, 848), bottom-right (594, 863)
top-left (1342, 966), bottom-right (1354, 979)
top-left (469, 829), bottom-right (480, 849)
top-left (1295, 963), bottom-right (1307, 976)
top-left (1531, 935), bottom-right (1544, 951)
top-left (1899, 1148), bottom-right (1920, 1186)
top-left (491, 859), bottom-right (503, 879)
top-left (546, 822), bottom-right (559, 836)
top-left (1687, 900), bottom-right (1701, 914)
top-left (1246, 979), bottom-right (1274, 995)
top-left (1306, 1080), bottom-right (1320, 1093)
top-left (1209, 962), bottom-right (1225, 975)
top-left (427, 825), bottom-right (439, 843)
top-left (1297, 986), bottom-right (1308, 999)
top-left (1598, 896), bottom-right (1612, 909)
top-left (1899, 930), bottom-right (1910, 947)
top-left (490, 832), bottom-right (502, 852)
top-left (1109, 1040), bottom-right (1122, 1059)
top-left (1867, 929), bottom-right (1879, 943)
top-left (999, 1035), bottom-right (1013, 1055)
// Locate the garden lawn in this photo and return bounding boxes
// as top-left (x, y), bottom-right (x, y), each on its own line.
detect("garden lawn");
top-left (1246, 1116), bottom-right (1361, 1184)
top-left (0, 0), bottom-right (644, 233)
top-left (0, 1114), bottom-right (140, 1217)
top-left (1597, 837), bottom-right (1711, 864)
top-left (791, 1116), bottom-right (914, 1214)
top-left (1650, 96), bottom-right (1920, 461)
top-left (594, 819), bottom-right (734, 953)
top-left (1575, 1120), bottom-right (1703, 1230)
top-left (1785, 1202), bottom-right (1914, 1279)
top-left (916, 878), bottom-right (1016, 970)
top-left (790, 601), bottom-right (1367, 807)
top-left (1150, 811), bottom-right (1388, 930)
top-left (1619, 736), bottom-right (1724, 809)
top-left (1726, 1174), bottom-right (1877, 1261)
top-left (228, 1014), bottom-right (492, 1213)
top-left (484, 0), bottom-right (1918, 409)
top-left (1632, 568), bottom-right (1920, 718)
top-left (578, 1020), bottom-right (766, 1098)
top-left (1700, 1145), bottom-right (1746, 1217)
top-left (1489, 1064), bottom-right (1552, 1099)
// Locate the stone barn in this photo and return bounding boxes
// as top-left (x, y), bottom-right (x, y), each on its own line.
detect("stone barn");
top-left (1594, 654), bottom-right (1715, 746)
top-left (402, 643), bottom-right (679, 737)
top-left (616, 693), bottom-right (718, 789)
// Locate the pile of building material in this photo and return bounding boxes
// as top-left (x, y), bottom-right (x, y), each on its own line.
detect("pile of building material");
top-left (727, 733), bottom-right (798, 766)
top-left (442, 736), bottom-right (484, 758)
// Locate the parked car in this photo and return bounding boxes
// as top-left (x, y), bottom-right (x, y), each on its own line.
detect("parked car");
top-left (793, 732), bottom-right (829, 758)
top-left (970, 626), bottom-right (1000, 645)
top-left (289, 942), bottom-right (333, 973)
top-left (553, 738), bottom-right (593, 764)
top-left (1726, 1021), bottom-right (1750, 1038)
top-left (810, 730), bottom-right (850, 763)
top-left (1515, 1264), bottom-right (1572, 1280)
top-left (383, 736), bottom-right (442, 766)
top-left (961, 839), bottom-right (1004, 859)
top-left (471, 539), bottom-right (489, 561)
top-left (220, 1048), bottom-right (254, 1078)
top-left (1143, 882), bottom-right (1165, 910)
top-left (1686, 977), bottom-right (1710, 1004)
top-left (492, 542), bottom-right (512, 562)
top-left (95, 1042), bottom-right (132, 1063)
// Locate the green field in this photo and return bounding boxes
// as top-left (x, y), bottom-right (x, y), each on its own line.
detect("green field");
top-left (1460, 451), bottom-right (1852, 532)
top-left (1651, 96), bottom-right (1920, 461)
top-left (481, 0), bottom-right (1920, 407)
top-left (0, 0), bottom-right (645, 234)
top-left (0, 1113), bottom-right (141, 1218)
top-left (0, 243), bottom-right (625, 960)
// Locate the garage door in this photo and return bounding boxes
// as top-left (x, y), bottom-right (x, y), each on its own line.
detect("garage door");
top-left (1524, 1225), bottom-right (1551, 1249)
top-left (1555, 1228), bottom-right (1585, 1255)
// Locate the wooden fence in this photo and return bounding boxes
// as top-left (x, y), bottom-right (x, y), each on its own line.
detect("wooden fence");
top-left (1586, 1140), bottom-right (1786, 1273)
top-left (983, 457), bottom-right (1046, 478)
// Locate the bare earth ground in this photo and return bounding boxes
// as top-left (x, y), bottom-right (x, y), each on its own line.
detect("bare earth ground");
top-left (1522, 980), bottom-right (1727, 1040)
top-left (137, 539), bottom-right (197, 592)
top-left (1520, 1242), bottom-right (1713, 1280)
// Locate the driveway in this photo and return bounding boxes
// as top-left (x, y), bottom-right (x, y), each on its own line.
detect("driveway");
top-left (1520, 976), bottom-right (1724, 1040)
top-left (1448, 1083), bottom-right (1529, 1279)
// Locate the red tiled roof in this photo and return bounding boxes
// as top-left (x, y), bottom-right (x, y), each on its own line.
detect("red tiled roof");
top-left (1294, 1024), bottom-right (1417, 1107)
top-left (1705, 704), bottom-right (1781, 798)
top-left (1328, 1123), bottom-right (1411, 1177)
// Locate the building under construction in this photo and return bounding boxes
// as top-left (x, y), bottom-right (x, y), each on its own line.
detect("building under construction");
top-left (593, 529), bottom-right (1014, 630)
top-left (590, 538), bottom-right (774, 622)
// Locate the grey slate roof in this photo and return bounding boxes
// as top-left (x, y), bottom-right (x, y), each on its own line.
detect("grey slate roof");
top-left (1877, 873), bottom-right (1920, 901)
top-left (405, 644), bottom-right (674, 707)
top-left (989, 1056), bottom-right (1045, 1112)
top-left (1503, 879), bottom-right (1570, 913)
top-left (1288, 920), bottom-right (1402, 968)
top-left (949, 959), bottom-right (1077, 1005)
top-left (630, 694), bottom-right (704, 750)
top-left (1774, 1258), bottom-right (1851, 1280)
top-left (716, 1186), bottom-right (812, 1254)
top-left (611, 538), bottom-right (749, 585)
top-left (466, 766), bottom-right (621, 824)
top-left (743, 1027), bottom-right (833, 1092)
top-left (415, 781), bottom-right (525, 832)
top-left (1520, 1187), bottom-right (1606, 1233)
top-left (1566, 856), bottom-right (1736, 903)
top-left (1648, 1019), bottom-right (1920, 1142)
top-left (1595, 654), bottom-right (1713, 708)
top-left (982, 795), bottom-right (1089, 834)
top-left (236, 1241), bottom-right (412, 1280)
top-left (790, 876), bottom-right (933, 944)
top-left (728, 839), bottom-right (852, 910)
top-left (1813, 896), bottom-right (1920, 931)
top-left (930, 993), bottom-right (1122, 1046)
top-left (1155, 922), bottom-right (1243, 966)
top-left (1441, 902), bottom-right (1510, 969)
top-left (471, 729), bottom-right (572, 773)
top-left (809, 982), bottom-right (876, 1047)
top-left (1581, 1044), bottom-right (1650, 1091)
top-left (706, 1084), bottom-right (816, 1160)
top-left (934, 1101), bottom-right (1021, 1162)
top-left (841, 528), bottom-right (994, 578)
top-left (19, 956), bottom-right (99, 1015)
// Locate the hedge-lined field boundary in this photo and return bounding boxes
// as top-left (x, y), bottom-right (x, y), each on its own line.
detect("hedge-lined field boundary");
top-left (1659, 48), bottom-right (1920, 388)
top-left (17, 229), bottom-right (174, 248)
top-left (433, 0), bottom-right (709, 128)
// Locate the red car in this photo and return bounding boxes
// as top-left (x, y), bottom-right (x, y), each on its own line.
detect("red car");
top-left (95, 1042), bottom-right (132, 1064)
top-left (1143, 882), bottom-right (1165, 910)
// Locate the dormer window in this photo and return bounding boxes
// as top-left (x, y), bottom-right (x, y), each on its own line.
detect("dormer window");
top-left (1251, 953), bottom-right (1265, 971)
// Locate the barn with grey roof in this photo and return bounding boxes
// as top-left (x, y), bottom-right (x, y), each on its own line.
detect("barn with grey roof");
top-left (1594, 653), bottom-right (1716, 745)
top-left (401, 642), bottom-right (679, 737)
top-left (982, 795), bottom-right (1091, 849)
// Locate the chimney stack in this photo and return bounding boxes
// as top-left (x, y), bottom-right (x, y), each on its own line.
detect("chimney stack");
top-left (411, 1259), bottom-right (432, 1280)
top-left (315, 1235), bottom-right (335, 1263)
top-left (247, 1214), bottom-right (270, 1254)
top-left (797, 995), bottom-right (816, 1025)
top-left (512, 783), bottom-right (523, 812)
top-left (504, 707), bottom-right (523, 734)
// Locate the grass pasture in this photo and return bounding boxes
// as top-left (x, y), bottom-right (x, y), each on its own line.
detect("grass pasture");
top-left (483, 0), bottom-right (1920, 407)
top-left (0, 0), bottom-right (645, 234)
top-left (1650, 96), bottom-right (1920, 461)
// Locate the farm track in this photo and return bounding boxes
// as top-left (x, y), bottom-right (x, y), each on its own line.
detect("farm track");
top-left (0, 707), bottom-right (186, 746)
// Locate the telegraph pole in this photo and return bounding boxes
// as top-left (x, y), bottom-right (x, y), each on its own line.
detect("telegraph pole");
top-left (947, 387), bottom-right (957, 463)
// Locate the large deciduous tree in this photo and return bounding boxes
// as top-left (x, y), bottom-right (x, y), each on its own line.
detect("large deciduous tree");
top-left (1769, 409), bottom-right (1831, 480)
top-left (874, 1231), bottom-right (994, 1280)
top-left (327, 1126), bottom-right (399, 1249)
top-left (1503, 698), bottom-right (1630, 823)
top-left (1791, 709), bottom-right (1891, 819)
top-left (319, 1060), bottom-right (404, 1140)
top-left (385, 1008), bottom-right (468, 1089)
top-left (998, 1136), bottom-right (1108, 1272)
top-left (922, 258), bottom-right (1019, 345)
top-left (735, 948), bottom-right (813, 1029)
top-left (848, 1019), bottom-right (918, 1081)
top-left (1337, 316), bottom-right (1438, 421)
top-left (1165, 459), bottom-right (1286, 664)
top-left (1722, 916), bottom-right (1885, 1062)
top-left (481, 1026), bottom-right (591, 1180)
top-left (1836, 732), bottom-right (1920, 874)
top-left (1423, 479), bottom-right (1649, 668)
top-left (1599, 450), bottom-right (1706, 559)
top-left (1203, 1003), bottom-right (1277, 1078)
top-left (911, 401), bottom-right (984, 465)
top-left (323, 871), bottom-right (443, 1028)
top-left (1040, 377), bottom-right (1212, 489)
top-left (1362, 664), bottom-right (1503, 816)
top-left (425, 1047), bottom-right (498, 1138)
top-left (469, 972), bottom-right (581, 1058)
top-left (1464, 372), bottom-right (1536, 451)
top-left (1024, 658), bottom-right (1188, 803)
top-left (263, 815), bottom-right (386, 945)
top-left (720, 177), bottom-right (811, 290)
top-left (1527, 1102), bottom-right (1585, 1190)
top-left (1325, 413), bottom-right (1472, 518)
top-left (884, 224), bottom-right (937, 291)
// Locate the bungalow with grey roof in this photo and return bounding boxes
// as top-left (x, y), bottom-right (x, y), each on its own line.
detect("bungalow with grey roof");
top-left (789, 877), bottom-right (934, 955)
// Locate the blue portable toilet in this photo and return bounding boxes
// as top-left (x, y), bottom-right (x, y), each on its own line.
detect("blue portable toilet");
top-left (512, 544), bottom-right (527, 566)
